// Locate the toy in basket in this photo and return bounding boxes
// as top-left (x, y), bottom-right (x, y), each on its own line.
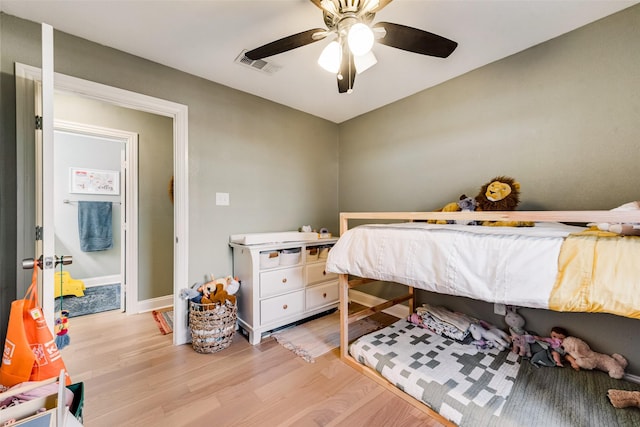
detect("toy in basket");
top-left (181, 275), bottom-right (240, 354)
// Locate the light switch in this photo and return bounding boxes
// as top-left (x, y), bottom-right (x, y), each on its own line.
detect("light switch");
top-left (216, 192), bottom-right (230, 206)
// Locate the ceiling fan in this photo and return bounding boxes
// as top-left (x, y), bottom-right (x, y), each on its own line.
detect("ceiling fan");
top-left (244, 0), bottom-right (458, 94)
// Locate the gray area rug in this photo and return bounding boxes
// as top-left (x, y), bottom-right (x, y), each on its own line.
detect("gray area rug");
top-left (56, 284), bottom-right (121, 318)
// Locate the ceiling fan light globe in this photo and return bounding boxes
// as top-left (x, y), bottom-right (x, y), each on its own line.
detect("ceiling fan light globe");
top-left (354, 51), bottom-right (377, 73)
top-left (318, 41), bottom-right (342, 73)
top-left (348, 23), bottom-right (374, 56)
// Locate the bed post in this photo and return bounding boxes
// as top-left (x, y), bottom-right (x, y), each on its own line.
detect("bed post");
top-left (339, 273), bottom-right (350, 359)
top-left (339, 213), bottom-right (350, 359)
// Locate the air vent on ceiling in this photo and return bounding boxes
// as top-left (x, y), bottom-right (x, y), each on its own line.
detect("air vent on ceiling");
top-left (235, 50), bottom-right (282, 74)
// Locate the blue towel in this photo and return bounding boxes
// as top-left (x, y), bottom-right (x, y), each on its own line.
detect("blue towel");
top-left (78, 201), bottom-right (113, 252)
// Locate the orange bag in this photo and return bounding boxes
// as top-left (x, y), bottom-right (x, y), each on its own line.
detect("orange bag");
top-left (1, 268), bottom-right (71, 387)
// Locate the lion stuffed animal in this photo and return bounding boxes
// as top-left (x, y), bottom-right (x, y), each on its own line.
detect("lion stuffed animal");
top-left (475, 176), bottom-right (533, 227)
top-left (562, 336), bottom-right (628, 379)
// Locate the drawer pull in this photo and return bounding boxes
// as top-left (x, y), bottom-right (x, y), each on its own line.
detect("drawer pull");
top-left (282, 278), bottom-right (287, 284)
top-left (323, 270), bottom-right (327, 276)
top-left (283, 304), bottom-right (288, 310)
top-left (323, 293), bottom-right (327, 298)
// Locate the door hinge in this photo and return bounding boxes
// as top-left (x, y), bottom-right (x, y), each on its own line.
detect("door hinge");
top-left (35, 115), bottom-right (43, 130)
top-left (35, 225), bottom-right (43, 241)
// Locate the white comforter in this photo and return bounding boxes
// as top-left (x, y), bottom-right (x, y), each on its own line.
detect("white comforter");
top-left (325, 222), bottom-right (585, 309)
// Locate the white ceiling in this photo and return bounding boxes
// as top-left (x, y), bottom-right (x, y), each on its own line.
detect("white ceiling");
top-left (1, 0), bottom-right (637, 123)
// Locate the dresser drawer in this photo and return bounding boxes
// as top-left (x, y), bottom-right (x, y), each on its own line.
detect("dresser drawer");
top-left (260, 291), bottom-right (304, 325)
top-left (305, 281), bottom-right (339, 311)
top-left (306, 262), bottom-right (338, 285)
top-left (260, 266), bottom-right (304, 298)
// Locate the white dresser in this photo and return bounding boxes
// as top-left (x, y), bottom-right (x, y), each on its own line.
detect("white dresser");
top-left (230, 238), bottom-right (339, 345)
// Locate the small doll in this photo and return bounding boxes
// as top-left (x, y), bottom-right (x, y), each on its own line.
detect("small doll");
top-left (536, 326), bottom-right (578, 368)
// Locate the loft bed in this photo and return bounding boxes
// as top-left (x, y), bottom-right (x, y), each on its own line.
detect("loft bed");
top-left (325, 210), bottom-right (640, 427)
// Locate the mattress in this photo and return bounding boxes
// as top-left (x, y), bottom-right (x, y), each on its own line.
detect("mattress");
top-left (326, 222), bottom-right (584, 309)
top-left (350, 319), bottom-right (640, 426)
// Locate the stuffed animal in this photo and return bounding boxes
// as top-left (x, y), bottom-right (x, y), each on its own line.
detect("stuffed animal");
top-left (562, 336), bottom-right (628, 379)
top-left (504, 306), bottom-right (535, 358)
top-left (455, 195), bottom-right (478, 225)
top-left (179, 286), bottom-right (201, 300)
top-left (475, 176), bottom-right (533, 227)
top-left (511, 334), bottom-right (537, 358)
top-left (192, 275), bottom-right (240, 308)
top-left (590, 201), bottom-right (640, 236)
top-left (201, 282), bottom-right (236, 306)
top-left (429, 194), bottom-right (469, 224)
top-left (201, 275), bottom-right (240, 296)
top-left (469, 321), bottom-right (510, 351)
top-left (220, 275), bottom-right (240, 295)
top-left (607, 389), bottom-right (640, 409)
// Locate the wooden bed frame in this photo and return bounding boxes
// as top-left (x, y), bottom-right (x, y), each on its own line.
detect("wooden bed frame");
top-left (336, 210), bottom-right (640, 425)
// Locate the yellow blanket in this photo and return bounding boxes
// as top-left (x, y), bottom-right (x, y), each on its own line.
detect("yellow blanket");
top-left (549, 231), bottom-right (640, 319)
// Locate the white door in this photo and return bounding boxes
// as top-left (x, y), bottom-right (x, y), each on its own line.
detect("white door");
top-left (39, 23), bottom-right (55, 331)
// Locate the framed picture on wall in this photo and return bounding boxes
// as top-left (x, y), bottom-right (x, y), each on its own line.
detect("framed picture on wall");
top-left (69, 167), bottom-right (120, 195)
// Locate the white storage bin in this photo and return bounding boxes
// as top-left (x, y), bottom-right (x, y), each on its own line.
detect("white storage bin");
top-left (279, 248), bottom-right (301, 266)
top-left (260, 250), bottom-right (280, 269)
top-left (318, 245), bottom-right (332, 259)
top-left (306, 247), bottom-right (320, 261)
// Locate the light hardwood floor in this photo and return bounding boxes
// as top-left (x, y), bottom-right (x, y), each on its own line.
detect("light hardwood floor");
top-left (61, 308), bottom-right (445, 427)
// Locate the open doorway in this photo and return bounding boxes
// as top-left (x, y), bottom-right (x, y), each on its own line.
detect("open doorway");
top-left (53, 120), bottom-right (136, 317)
top-left (15, 63), bottom-right (190, 345)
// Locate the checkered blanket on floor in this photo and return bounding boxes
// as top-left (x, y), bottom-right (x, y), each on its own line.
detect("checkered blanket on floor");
top-left (349, 319), bottom-right (640, 427)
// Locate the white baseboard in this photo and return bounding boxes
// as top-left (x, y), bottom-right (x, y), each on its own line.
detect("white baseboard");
top-left (349, 289), bottom-right (410, 319)
top-left (135, 295), bottom-right (173, 314)
top-left (81, 274), bottom-right (121, 288)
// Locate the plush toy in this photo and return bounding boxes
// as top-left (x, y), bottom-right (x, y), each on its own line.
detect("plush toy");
top-left (430, 177), bottom-right (533, 227)
top-left (201, 282), bottom-right (236, 306)
top-left (511, 334), bottom-right (537, 358)
top-left (220, 275), bottom-right (240, 295)
top-left (504, 306), bottom-right (535, 358)
top-left (475, 176), bottom-right (534, 227)
top-left (607, 389), bottom-right (640, 409)
top-left (590, 201), bottom-right (640, 236)
top-left (179, 286), bottom-right (201, 300)
top-left (455, 195), bottom-right (478, 225)
top-left (469, 321), bottom-right (510, 351)
top-left (562, 336), bottom-right (628, 379)
top-left (429, 194), bottom-right (469, 224)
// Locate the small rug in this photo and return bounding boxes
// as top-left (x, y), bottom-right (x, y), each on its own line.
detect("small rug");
top-left (272, 310), bottom-right (384, 363)
top-left (56, 284), bottom-right (121, 318)
top-left (152, 309), bottom-right (173, 335)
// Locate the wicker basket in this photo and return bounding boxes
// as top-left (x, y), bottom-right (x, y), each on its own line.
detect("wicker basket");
top-left (189, 300), bottom-right (237, 353)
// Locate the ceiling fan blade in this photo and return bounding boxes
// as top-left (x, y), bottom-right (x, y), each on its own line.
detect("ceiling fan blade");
top-left (337, 46), bottom-right (356, 94)
top-left (245, 28), bottom-right (327, 60)
top-left (374, 22), bottom-right (458, 58)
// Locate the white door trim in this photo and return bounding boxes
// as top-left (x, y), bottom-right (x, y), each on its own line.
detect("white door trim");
top-left (54, 120), bottom-right (139, 315)
top-left (15, 63), bottom-right (190, 346)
